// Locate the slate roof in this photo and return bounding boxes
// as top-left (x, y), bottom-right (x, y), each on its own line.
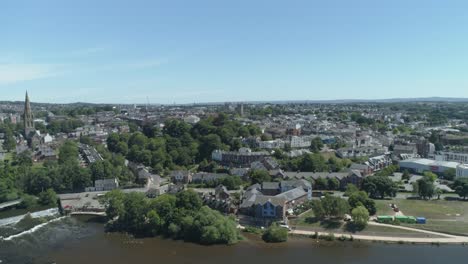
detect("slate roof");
top-left (261, 182), bottom-right (280, 190)
top-left (280, 179), bottom-right (312, 190)
top-left (276, 187), bottom-right (307, 201)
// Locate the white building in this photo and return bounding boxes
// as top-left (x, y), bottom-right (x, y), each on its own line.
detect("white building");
top-left (399, 158), bottom-right (459, 175)
top-left (258, 139), bottom-right (285, 149)
top-left (85, 178), bottom-right (119, 192)
top-left (432, 151), bottom-right (468, 164)
top-left (43, 133), bottom-right (53, 143)
top-left (456, 164), bottom-right (468, 179)
top-left (183, 115), bottom-right (200, 124)
top-left (289, 136), bottom-right (312, 148)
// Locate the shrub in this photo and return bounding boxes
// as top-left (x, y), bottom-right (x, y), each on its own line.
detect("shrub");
top-left (262, 224), bottom-right (288, 243)
top-left (18, 194), bottom-right (37, 209)
top-left (38, 189), bottom-right (58, 206)
top-left (319, 233), bottom-right (336, 241)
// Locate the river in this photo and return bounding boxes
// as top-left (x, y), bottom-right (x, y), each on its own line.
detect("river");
top-left (1, 216), bottom-right (468, 264)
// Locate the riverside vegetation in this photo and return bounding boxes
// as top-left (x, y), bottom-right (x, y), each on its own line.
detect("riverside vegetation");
top-left (102, 189), bottom-right (240, 245)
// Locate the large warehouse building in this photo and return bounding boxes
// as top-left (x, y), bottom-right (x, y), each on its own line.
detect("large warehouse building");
top-left (456, 164), bottom-right (468, 179)
top-left (399, 158), bottom-right (459, 175)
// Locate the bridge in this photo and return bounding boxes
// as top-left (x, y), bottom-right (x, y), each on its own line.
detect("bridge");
top-left (69, 211), bottom-right (106, 217)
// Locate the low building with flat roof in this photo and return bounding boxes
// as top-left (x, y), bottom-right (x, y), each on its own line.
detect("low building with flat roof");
top-left (399, 158), bottom-right (459, 175)
top-left (456, 164), bottom-right (468, 179)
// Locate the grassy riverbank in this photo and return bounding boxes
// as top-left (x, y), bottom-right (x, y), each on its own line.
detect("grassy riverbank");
top-left (289, 210), bottom-right (444, 238)
top-left (374, 198), bottom-right (468, 235)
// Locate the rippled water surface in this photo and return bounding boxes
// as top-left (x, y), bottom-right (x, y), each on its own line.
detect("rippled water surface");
top-left (1, 216), bottom-right (468, 264)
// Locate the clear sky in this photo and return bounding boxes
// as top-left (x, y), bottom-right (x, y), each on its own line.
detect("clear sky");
top-left (1, 0), bottom-right (468, 104)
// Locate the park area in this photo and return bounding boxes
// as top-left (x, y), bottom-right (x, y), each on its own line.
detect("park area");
top-left (288, 210), bottom-right (445, 238)
top-left (374, 198), bottom-right (468, 236)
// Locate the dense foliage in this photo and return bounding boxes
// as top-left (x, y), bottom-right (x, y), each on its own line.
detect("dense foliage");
top-left (312, 195), bottom-right (349, 220)
top-left (102, 189), bottom-right (240, 245)
top-left (348, 191), bottom-right (377, 215)
top-left (107, 115), bottom-right (261, 173)
top-left (281, 153), bottom-right (351, 173)
top-left (189, 176), bottom-right (244, 190)
top-left (362, 176), bottom-right (397, 199)
top-left (0, 140), bottom-right (133, 203)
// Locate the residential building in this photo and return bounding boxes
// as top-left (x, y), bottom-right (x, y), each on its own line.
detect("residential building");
top-left (191, 172), bottom-right (229, 183)
top-left (212, 148), bottom-right (270, 166)
top-left (336, 146), bottom-right (388, 158)
top-left (85, 178), bottom-right (119, 192)
top-left (239, 180), bottom-right (310, 224)
top-left (393, 144), bottom-right (417, 157)
top-left (171, 170), bottom-right (192, 183)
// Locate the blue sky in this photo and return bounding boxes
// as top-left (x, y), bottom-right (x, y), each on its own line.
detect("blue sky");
top-left (1, 0), bottom-right (468, 104)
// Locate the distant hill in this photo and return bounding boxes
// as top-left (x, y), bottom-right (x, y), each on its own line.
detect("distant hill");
top-left (2, 97), bottom-right (468, 106)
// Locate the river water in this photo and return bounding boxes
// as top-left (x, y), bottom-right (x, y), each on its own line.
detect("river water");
top-left (1, 216), bottom-right (468, 264)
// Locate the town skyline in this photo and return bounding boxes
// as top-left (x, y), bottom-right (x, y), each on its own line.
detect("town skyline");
top-left (3, 90), bottom-right (468, 105)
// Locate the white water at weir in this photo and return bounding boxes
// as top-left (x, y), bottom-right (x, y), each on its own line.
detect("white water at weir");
top-left (2, 216), bottom-right (67, 241)
top-left (0, 208), bottom-right (59, 226)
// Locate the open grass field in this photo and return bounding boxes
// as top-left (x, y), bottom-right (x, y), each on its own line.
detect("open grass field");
top-left (374, 198), bottom-right (468, 235)
top-left (288, 210), bottom-right (442, 238)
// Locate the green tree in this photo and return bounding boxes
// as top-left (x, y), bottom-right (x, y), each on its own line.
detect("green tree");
top-left (18, 194), bottom-right (37, 209)
top-left (362, 176), bottom-right (397, 199)
top-left (314, 177), bottom-right (328, 190)
top-left (344, 184), bottom-right (359, 196)
top-left (327, 178), bottom-right (340, 190)
top-left (38, 189), bottom-right (57, 206)
top-left (443, 168), bottom-right (456, 181)
top-left (14, 151), bottom-right (33, 167)
top-left (2, 129), bottom-right (16, 151)
top-left (300, 153), bottom-right (328, 172)
top-left (249, 169), bottom-right (271, 184)
top-left (317, 195), bottom-right (349, 220)
top-left (417, 177), bottom-right (435, 200)
top-left (198, 134), bottom-right (225, 161)
top-left (423, 171), bottom-right (438, 182)
top-left (310, 137), bottom-right (324, 153)
top-left (176, 189), bottom-right (203, 211)
top-left (351, 206), bottom-right (369, 229)
top-left (453, 179), bottom-right (468, 200)
top-left (58, 141), bottom-right (79, 165)
top-left (348, 191), bottom-right (377, 215)
top-left (262, 224), bottom-right (288, 243)
top-left (146, 210), bottom-right (162, 236)
top-left (402, 170), bottom-right (411, 181)
top-left (311, 200), bottom-right (325, 219)
top-left (103, 190), bottom-right (125, 220)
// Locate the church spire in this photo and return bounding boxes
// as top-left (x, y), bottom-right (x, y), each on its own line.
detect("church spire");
top-left (24, 90), bottom-right (34, 137)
